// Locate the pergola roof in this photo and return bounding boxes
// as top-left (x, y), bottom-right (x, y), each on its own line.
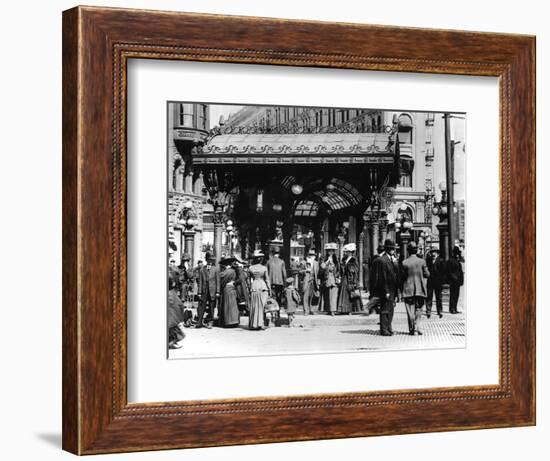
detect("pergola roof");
top-left (290, 178), bottom-right (363, 216)
top-left (194, 133), bottom-right (395, 164)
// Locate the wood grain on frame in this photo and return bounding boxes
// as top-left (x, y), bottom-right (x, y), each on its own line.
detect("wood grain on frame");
top-left (62, 6), bottom-right (535, 454)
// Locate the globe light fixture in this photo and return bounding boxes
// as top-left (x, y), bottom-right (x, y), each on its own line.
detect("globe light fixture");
top-left (291, 184), bottom-right (303, 195)
top-left (439, 181), bottom-right (447, 192)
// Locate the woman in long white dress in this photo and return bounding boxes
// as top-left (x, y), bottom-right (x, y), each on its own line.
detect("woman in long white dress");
top-left (248, 251), bottom-right (271, 330)
top-left (320, 248), bottom-right (340, 315)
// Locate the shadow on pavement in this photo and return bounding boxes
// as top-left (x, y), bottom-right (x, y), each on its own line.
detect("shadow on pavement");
top-left (340, 329), bottom-right (410, 336)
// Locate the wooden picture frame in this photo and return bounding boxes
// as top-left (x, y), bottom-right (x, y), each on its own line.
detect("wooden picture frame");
top-left (62, 5), bottom-right (536, 455)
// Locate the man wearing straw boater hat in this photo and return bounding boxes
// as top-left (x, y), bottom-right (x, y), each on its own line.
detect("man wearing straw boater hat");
top-left (370, 239), bottom-right (399, 336)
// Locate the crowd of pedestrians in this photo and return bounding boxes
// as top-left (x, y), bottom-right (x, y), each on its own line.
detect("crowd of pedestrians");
top-left (167, 240), bottom-right (464, 348)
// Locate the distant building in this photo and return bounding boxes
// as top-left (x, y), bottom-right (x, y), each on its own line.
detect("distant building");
top-left (168, 102), bottom-right (464, 270)
top-left (220, 105), bottom-right (453, 256)
top-left (168, 103), bottom-right (210, 266)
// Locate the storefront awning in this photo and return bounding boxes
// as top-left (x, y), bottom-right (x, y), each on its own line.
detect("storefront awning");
top-left (194, 133), bottom-right (395, 165)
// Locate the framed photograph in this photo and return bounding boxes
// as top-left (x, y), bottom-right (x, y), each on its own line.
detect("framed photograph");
top-left (62, 6), bottom-right (535, 455)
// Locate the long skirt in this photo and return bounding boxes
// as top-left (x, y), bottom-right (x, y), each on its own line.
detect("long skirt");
top-left (324, 285), bottom-right (338, 313)
top-left (249, 289), bottom-right (268, 329)
top-left (220, 284), bottom-right (240, 327)
top-left (167, 304), bottom-right (185, 344)
top-left (337, 278), bottom-right (362, 313)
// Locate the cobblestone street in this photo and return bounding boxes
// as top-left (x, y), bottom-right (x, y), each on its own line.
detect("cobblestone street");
top-left (169, 296), bottom-right (465, 359)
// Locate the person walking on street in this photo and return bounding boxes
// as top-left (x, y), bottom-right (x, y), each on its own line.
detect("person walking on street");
top-left (302, 249), bottom-right (320, 315)
top-left (448, 246), bottom-right (464, 314)
top-left (191, 259), bottom-right (203, 300)
top-left (178, 253), bottom-right (193, 303)
top-left (219, 258), bottom-right (240, 328)
top-left (401, 241), bottom-right (430, 335)
top-left (320, 243), bottom-right (340, 315)
top-left (337, 243), bottom-right (363, 314)
top-left (168, 258), bottom-right (182, 297)
top-left (366, 245), bottom-right (385, 315)
top-left (370, 239), bottom-right (399, 336)
top-left (248, 250), bottom-right (271, 330)
top-left (196, 253), bottom-right (220, 328)
top-left (266, 248), bottom-right (287, 307)
top-left (234, 258), bottom-right (250, 314)
top-left (426, 247), bottom-right (446, 318)
top-left (283, 276), bottom-right (301, 325)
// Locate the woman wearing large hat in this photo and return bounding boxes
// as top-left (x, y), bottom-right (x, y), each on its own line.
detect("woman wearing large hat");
top-left (337, 242), bottom-right (363, 314)
top-left (320, 242), bottom-right (340, 315)
top-left (248, 250), bottom-right (271, 330)
top-left (218, 257), bottom-right (240, 328)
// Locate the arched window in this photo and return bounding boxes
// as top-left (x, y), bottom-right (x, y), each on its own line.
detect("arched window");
top-left (175, 167), bottom-right (185, 191)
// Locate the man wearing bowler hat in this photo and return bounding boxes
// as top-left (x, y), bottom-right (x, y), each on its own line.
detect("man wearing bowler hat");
top-left (426, 247), bottom-right (446, 318)
top-left (401, 241), bottom-right (430, 335)
top-left (196, 252), bottom-right (220, 328)
top-left (448, 246), bottom-right (464, 314)
top-left (370, 239), bottom-right (399, 336)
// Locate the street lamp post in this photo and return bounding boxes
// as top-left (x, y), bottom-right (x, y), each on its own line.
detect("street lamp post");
top-left (394, 204), bottom-right (413, 259)
top-left (178, 200), bottom-right (197, 266)
top-left (433, 181), bottom-right (450, 260)
top-left (226, 219), bottom-right (234, 256)
top-left (443, 113), bottom-right (456, 258)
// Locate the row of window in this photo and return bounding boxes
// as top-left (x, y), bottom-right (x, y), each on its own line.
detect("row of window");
top-left (256, 107), bottom-right (385, 132)
top-left (176, 103), bottom-right (208, 130)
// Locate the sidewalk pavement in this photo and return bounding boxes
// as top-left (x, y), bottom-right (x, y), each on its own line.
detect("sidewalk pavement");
top-left (169, 297), bottom-right (465, 359)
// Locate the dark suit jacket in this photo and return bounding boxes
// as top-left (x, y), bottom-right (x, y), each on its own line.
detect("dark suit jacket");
top-left (401, 254), bottom-right (430, 298)
top-left (198, 264), bottom-right (220, 298)
top-left (370, 253), bottom-right (399, 300)
top-left (427, 255), bottom-right (447, 286)
top-left (447, 257), bottom-right (464, 286)
top-left (267, 256), bottom-right (287, 286)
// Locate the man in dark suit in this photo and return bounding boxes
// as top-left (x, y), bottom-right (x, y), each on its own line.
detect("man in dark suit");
top-left (370, 239), bottom-right (399, 336)
top-left (426, 247), bottom-right (446, 318)
top-left (448, 246), bottom-right (464, 314)
top-left (267, 248), bottom-right (287, 307)
top-left (365, 245), bottom-right (385, 315)
top-left (196, 253), bottom-right (220, 328)
top-left (401, 241), bottom-right (430, 335)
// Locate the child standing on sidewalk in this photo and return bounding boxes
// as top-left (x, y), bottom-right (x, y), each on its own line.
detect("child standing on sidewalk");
top-left (284, 277), bottom-right (301, 326)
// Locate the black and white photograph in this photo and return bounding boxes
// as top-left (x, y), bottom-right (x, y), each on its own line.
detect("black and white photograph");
top-left (167, 102), bottom-right (466, 358)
